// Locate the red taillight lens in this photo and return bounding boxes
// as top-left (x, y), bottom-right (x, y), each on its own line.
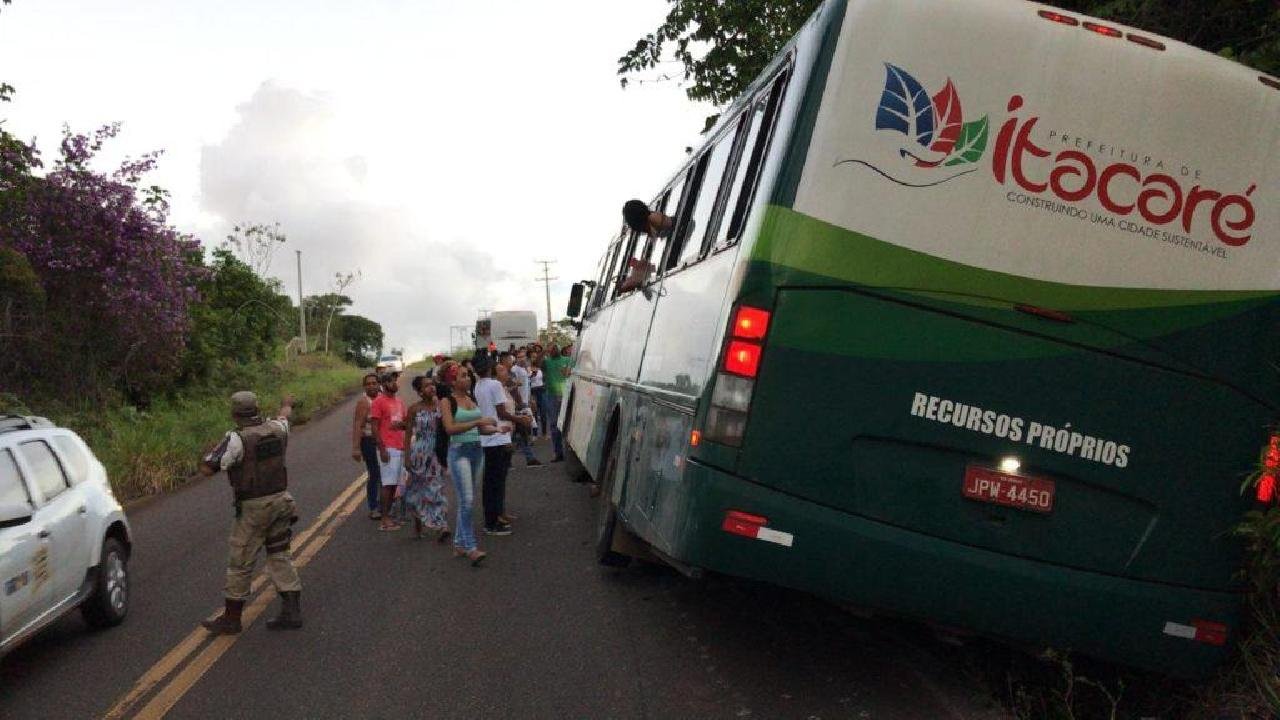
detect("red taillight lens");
top-left (1126, 33), bottom-right (1165, 50)
top-left (1083, 21), bottom-right (1122, 37)
top-left (1037, 9), bottom-right (1078, 25)
top-left (1258, 474), bottom-right (1276, 503)
top-left (689, 430), bottom-right (701, 447)
top-left (1258, 434), bottom-right (1280, 502)
top-left (732, 305), bottom-right (771, 340)
top-left (724, 341), bottom-right (761, 378)
top-left (1192, 619), bottom-right (1228, 646)
top-left (722, 510), bottom-right (768, 538)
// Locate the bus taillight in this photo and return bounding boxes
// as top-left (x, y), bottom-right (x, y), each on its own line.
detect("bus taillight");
top-left (1257, 434), bottom-right (1280, 503)
top-left (706, 305), bottom-right (772, 445)
top-left (733, 306), bottom-right (771, 340)
top-left (724, 341), bottom-right (762, 377)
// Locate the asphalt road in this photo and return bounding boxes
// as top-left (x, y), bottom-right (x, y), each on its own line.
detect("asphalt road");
top-left (0, 384), bottom-right (1007, 719)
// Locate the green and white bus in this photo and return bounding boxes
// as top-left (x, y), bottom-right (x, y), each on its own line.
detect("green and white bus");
top-left (562, 0), bottom-right (1280, 678)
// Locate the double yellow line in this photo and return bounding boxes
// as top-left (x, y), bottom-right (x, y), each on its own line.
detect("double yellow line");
top-left (102, 475), bottom-right (368, 720)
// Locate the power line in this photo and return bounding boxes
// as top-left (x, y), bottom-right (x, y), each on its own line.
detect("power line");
top-left (534, 260), bottom-right (558, 334)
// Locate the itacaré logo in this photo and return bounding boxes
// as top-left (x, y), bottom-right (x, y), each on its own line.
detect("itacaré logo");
top-left (844, 63), bottom-right (1258, 249)
top-left (994, 94), bottom-right (1256, 248)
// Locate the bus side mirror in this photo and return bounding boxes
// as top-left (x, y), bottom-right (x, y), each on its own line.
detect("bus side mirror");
top-left (567, 282), bottom-right (585, 318)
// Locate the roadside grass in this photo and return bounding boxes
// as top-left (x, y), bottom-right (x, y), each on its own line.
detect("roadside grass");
top-left (973, 531), bottom-right (1280, 719)
top-left (3, 354), bottom-right (361, 499)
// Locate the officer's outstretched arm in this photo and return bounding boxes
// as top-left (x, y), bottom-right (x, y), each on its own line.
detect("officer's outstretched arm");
top-left (201, 435), bottom-right (232, 477)
top-left (278, 394), bottom-right (296, 422)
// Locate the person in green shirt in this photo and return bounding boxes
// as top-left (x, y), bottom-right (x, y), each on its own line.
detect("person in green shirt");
top-left (542, 344), bottom-right (573, 462)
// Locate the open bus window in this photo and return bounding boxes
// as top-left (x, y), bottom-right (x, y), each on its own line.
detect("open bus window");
top-left (661, 166), bottom-right (697, 273)
top-left (671, 130), bottom-right (736, 269)
top-left (710, 106), bottom-right (765, 250)
top-left (720, 70), bottom-right (791, 247)
top-left (610, 229), bottom-right (641, 300)
top-left (589, 241), bottom-right (618, 311)
top-left (634, 190), bottom-right (668, 280)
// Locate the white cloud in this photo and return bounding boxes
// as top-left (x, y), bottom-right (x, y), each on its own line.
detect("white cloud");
top-left (0, 0), bottom-right (717, 357)
top-left (199, 81), bottom-right (514, 355)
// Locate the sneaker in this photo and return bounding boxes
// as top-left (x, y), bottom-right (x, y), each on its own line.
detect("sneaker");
top-left (484, 523), bottom-right (513, 536)
top-left (527, 458), bottom-right (544, 467)
top-left (369, 510), bottom-right (382, 520)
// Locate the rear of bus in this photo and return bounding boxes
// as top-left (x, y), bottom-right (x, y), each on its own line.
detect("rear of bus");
top-left (680, 0), bottom-right (1280, 677)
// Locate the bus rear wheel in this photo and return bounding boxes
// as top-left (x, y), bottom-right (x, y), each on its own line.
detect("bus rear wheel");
top-left (594, 434), bottom-right (631, 568)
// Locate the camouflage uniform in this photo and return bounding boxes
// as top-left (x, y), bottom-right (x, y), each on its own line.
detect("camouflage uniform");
top-left (200, 391), bottom-right (302, 634)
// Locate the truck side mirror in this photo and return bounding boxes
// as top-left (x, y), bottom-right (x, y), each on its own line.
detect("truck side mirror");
top-left (567, 282), bottom-right (585, 318)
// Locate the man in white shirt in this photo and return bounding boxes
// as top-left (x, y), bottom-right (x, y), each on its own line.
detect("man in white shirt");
top-left (474, 357), bottom-right (519, 535)
top-left (505, 351), bottom-right (542, 467)
top-left (526, 349), bottom-right (546, 437)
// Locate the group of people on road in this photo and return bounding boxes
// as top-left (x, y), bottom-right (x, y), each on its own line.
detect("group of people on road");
top-left (349, 343), bottom-right (574, 566)
top-left (193, 342), bottom-right (574, 636)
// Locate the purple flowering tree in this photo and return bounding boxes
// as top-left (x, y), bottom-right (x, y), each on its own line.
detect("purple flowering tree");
top-left (0, 123), bottom-right (204, 400)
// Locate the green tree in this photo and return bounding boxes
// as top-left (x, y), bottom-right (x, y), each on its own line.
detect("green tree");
top-left (337, 314), bottom-right (383, 366)
top-left (302, 292), bottom-right (352, 353)
top-left (0, 246), bottom-right (44, 380)
top-left (620, 0), bottom-right (1280, 109)
top-left (182, 248), bottom-right (293, 384)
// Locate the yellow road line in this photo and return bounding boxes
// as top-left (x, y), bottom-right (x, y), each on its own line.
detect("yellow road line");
top-left (101, 475), bottom-right (366, 720)
top-left (132, 488), bottom-right (366, 720)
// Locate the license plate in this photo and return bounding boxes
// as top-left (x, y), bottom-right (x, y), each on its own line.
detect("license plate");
top-left (962, 465), bottom-right (1055, 514)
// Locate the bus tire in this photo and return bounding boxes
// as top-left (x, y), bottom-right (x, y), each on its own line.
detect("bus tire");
top-left (595, 433), bottom-right (631, 568)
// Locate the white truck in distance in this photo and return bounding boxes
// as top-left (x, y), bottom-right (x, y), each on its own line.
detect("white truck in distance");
top-left (475, 311), bottom-right (538, 350)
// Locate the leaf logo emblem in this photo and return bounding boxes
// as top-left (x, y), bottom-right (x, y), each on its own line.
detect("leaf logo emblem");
top-left (874, 64), bottom-right (987, 170)
top-left (875, 63), bottom-right (935, 150)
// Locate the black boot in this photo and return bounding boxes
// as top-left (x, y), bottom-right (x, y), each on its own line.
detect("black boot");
top-left (265, 591), bottom-right (302, 630)
top-left (201, 598), bottom-right (245, 635)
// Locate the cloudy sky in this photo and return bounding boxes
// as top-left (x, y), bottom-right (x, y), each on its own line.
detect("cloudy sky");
top-left (0, 0), bottom-right (712, 356)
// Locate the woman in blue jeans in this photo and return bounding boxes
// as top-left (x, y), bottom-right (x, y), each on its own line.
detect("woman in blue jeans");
top-left (438, 362), bottom-right (496, 566)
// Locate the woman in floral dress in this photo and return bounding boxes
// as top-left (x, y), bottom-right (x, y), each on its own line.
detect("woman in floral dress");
top-left (403, 375), bottom-right (451, 541)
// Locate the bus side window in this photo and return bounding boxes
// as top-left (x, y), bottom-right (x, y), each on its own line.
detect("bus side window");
top-left (638, 190), bottom-right (667, 272)
top-left (589, 242), bottom-right (616, 311)
top-left (672, 131), bottom-right (735, 269)
top-left (611, 229), bottom-right (642, 300)
top-left (720, 71), bottom-right (791, 247)
top-left (661, 166), bottom-right (697, 273)
top-left (597, 234), bottom-right (625, 306)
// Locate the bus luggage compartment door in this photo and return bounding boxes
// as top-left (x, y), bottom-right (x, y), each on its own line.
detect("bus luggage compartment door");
top-left (737, 287), bottom-right (1266, 590)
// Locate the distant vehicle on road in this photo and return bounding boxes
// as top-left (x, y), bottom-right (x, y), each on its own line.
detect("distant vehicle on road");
top-left (475, 311), bottom-right (538, 351)
top-left (375, 354), bottom-right (404, 374)
top-left (562, 0), bottom-right (1280, 679)
top-left (0, 415), bottom-right (133, 656)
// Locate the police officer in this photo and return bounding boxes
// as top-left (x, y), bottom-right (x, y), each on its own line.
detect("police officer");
top-left (198, 391), bottom-right (302, 634)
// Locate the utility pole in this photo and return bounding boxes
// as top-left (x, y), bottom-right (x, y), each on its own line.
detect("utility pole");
top-left (296, 250), bottom-right (307, 353)
top-left (534, 259), bottom-right (558, 333)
